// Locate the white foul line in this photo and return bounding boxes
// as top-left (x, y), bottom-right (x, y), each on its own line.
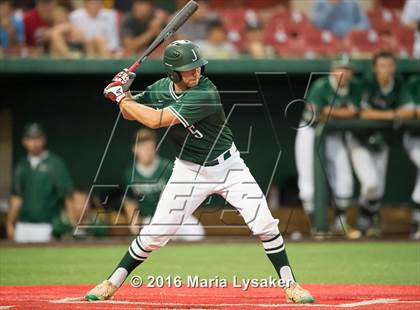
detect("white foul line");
top-left (49, 297), bottom-right (420, 308)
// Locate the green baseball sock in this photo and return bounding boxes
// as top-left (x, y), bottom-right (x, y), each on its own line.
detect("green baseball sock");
top-left (107, 251), bottom-right (143, 287)
top-left (262, 234), bottom-right (296, 283)
top-left (108, 236), bottom-right (152, 287)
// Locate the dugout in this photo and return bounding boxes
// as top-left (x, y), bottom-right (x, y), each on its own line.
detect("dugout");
top-left (0, 58), bottom-right (419, 235)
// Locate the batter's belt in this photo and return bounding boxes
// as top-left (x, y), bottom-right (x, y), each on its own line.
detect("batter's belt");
top-left (203, 143), bottom-right (238, 167)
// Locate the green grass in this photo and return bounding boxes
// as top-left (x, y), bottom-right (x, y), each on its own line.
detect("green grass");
top-left (0, 242), bottom-right (419, 286)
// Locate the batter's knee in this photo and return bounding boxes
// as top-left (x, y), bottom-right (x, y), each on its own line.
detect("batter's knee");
top-left (140, 234), bottom-right (171, 250)
top-left (138, 225), bottom-right (174, 251)
top-left (251, 218), bottom-right (280, 240)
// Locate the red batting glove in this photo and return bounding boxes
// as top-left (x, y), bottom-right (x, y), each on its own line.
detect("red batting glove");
top-left (112, 68), bottom-right (130, 84)
top-left (112, 68), bottom-right (136, 91)
top-left (103, 83), bottom-right (126, 104)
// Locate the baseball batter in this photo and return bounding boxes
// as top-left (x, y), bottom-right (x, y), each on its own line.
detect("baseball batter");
top-left (346, 51), bottom-right (414, 237)
top-left (295, 56), bottom-right (361, 237)
top-left (85, 40), bottom-right (314, 303)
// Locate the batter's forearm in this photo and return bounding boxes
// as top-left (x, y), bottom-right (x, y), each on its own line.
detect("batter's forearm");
top-left (120, 103), bottom-right (137, 121)
top-left (119, 99), bottom-right (163, 128)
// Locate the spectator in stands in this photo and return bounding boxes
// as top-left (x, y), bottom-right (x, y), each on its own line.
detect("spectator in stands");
top-left (121, 0), bottom-right (164, 56)
top-left (122, 128), bottom-right (205, 241)
top-left (70, 0), bottom-right (119, 57)
top-left (23, 0), bottom-right (55, 51)
top-left (241, 23), bottom-right (274, 59)
top-left (0, 0), bottom-right (24, 53)
top-left (46, 5), bottom-right (86, 58)
top-left (6, 123), bottom-right (74, 243)
top-left (401, 0), bottom-right (420, 58)
top-left (176, 0), bottom-right (216, 41)
top-left (312, 0), bottom-right (369, 38)
top-left (196, 18), bottom-right (239, 59)
top-left (346, 51), bottom-right (413, 238)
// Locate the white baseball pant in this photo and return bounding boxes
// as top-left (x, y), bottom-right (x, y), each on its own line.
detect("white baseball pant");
top-left (142, 214), bottom-right (205, 242)
top-left (134, 144), bottom-right (280, 253)
top-left (14, 222), bottom-right (53, 243)
top-left (346, 133), bottom-right (389, 204)
top-left (295, 127), bottom-right (354, 214)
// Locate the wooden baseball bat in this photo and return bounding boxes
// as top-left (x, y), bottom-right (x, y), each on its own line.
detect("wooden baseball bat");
top-left (128, 0), bottom-right (199, 73)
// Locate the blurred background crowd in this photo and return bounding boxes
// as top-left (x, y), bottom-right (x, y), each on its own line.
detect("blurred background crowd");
top-left (0, 0), bottom-right (419, 59)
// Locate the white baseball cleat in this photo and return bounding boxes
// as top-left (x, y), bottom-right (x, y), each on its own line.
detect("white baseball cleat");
top-left (85, 280), bottom-right (118, 301)
top-left (284, 282), bottom-right (315, 303)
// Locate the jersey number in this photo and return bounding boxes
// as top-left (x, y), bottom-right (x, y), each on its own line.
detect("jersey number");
top-left (187, 125), bottom-right (203, 139)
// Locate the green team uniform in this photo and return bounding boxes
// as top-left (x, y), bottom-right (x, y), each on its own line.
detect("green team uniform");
top-left (358, 74), bottom-right (414, 148)
top-left (361, 74), bottom-right (413, 110)
top-left (12, 151), bottom-right (73, 223)
top-left (123, 157), bottom-right (173, 217)
top-left (134, 76), bottom-right (234, 165)
top-left (349, 73), bottom-right (413, 163)
top-left (303, 76), bottom-right (362, 123)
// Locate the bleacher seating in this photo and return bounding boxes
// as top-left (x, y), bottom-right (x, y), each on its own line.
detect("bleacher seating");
top-left (2, 1), bottom-right (416, 59)
top-left (302, 26), bottom-right (342, 58)
top-left (219, 8), bottom-right (250, 48)
top-left (396, 26), bottom-right (415, 57)
top-left (367, 8), bottom-right (400, 35)
top-left (345, 29), bottom-right (385, 56)
top-left (262, 8), bottom-right (309, 57)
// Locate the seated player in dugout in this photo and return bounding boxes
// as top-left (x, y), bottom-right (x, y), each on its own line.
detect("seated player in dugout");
top-left (85, 40), bottom-right (314, 303)
top-left (295, 55), bottom-right (362, 239)
top-left (345, 51), bottom-right (415, 238)
top-left (52, 186), bottom-right (108, 239)
top-left (7, 123), bottom-right (73, 243)
top-left (122, 128), bottom-right (205, 241)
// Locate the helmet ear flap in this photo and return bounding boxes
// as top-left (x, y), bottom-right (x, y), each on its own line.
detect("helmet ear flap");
top-left (167, 70), bottom-right (182, 83)
top-left (201, 65), bottom-right (206, 75)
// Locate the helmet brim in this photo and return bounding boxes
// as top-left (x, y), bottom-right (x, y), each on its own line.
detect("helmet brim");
top-left (172, 59), bottom-right (208, 72)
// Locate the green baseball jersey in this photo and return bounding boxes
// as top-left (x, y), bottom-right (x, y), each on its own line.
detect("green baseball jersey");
top-left (134, 76), bottom-right (234, 164)
top-left (361, 74), bottom-right (413, 109)
top-left (123, 157), bottom-right (172, 217)
top-left (12, 151), bottom-right (73, 223)
top-left (303, 76), bottom-right (362, 122)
